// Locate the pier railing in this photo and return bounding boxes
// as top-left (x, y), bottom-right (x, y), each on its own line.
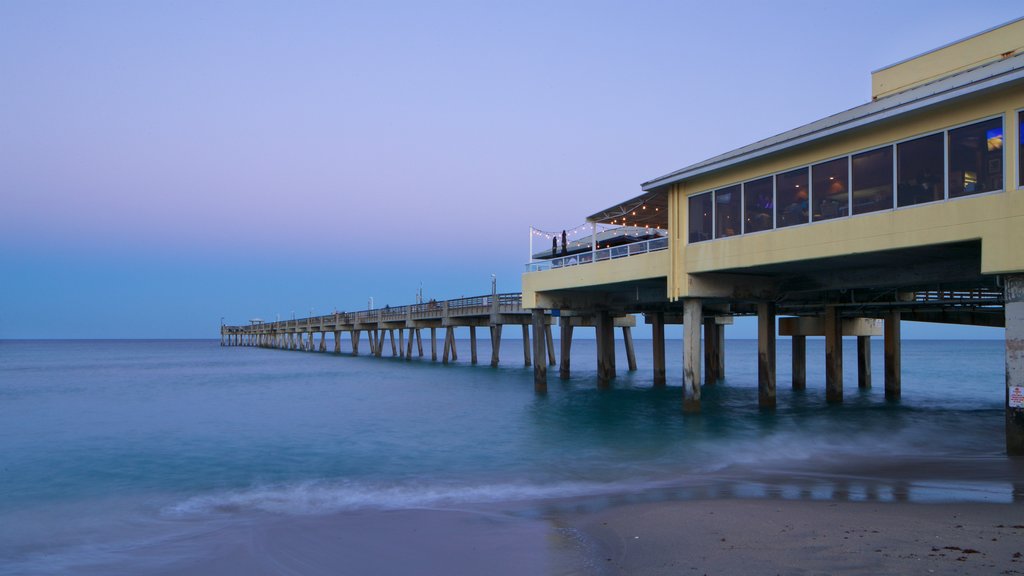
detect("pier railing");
top-left (224, 293), bottom-right (525, 332)
top-left (524, 236), bottom-right (669, 272)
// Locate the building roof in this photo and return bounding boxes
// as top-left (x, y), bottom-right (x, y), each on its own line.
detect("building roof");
top-left (639, 51), bottom-right (1024, 193)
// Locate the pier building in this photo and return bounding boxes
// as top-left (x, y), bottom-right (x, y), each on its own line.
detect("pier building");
top-left (521, 19), bottom-right (1024, 452)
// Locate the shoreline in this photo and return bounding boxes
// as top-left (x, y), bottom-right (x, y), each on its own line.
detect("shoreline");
top-left (562, 498), bottom-right (1024, 575)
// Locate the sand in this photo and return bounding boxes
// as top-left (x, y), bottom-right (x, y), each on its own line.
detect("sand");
top-left (568, 499), bottom-right (1024, 575)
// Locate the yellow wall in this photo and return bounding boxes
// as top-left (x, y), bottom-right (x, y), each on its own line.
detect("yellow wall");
top-left (872, 18), bottom-right (1024, 99)
top-left (521, 251), bottom-right (669, 308)
top-left (673, 86), bottom-right (1023, 299)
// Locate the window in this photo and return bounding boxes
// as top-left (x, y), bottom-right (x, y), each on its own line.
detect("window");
top-left (812, 157), bottom-right (848, 221)
top-left (688, 192), bottom-right (713, 243)
top-left (715, 184), bottom-right (741, 238)
top-left (743, 177), bottom-right (773, 233)
top-left (948, 117), bottom-right (1003, 198)
top-left (775, 167), bottom-right (809, 228)
top-left (897, 132), bottom-right (944, 207)
top-left (851, 146), bottom-right (893, 215)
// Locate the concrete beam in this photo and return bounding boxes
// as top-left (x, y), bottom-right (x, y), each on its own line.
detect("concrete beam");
top-left (779, 317), bottom-right (882, 337)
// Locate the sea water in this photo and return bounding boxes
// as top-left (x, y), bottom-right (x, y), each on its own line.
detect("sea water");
top-left (0, 338), bottom-right (1018, 574)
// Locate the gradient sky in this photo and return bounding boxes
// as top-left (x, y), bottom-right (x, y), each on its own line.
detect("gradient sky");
top-left (1, 1), bottom-right (1018, 339)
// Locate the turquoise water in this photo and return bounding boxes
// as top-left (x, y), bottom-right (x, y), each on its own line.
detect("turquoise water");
top-left (0, 337), bottom-right (1017, 573)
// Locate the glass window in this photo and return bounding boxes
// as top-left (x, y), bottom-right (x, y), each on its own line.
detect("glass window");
top-left (812, 157), bottom-right (848, 221)
top-left (714, 184), bottom-right (741, 238)
top-left (775, 167), bottom-right (809, 228)
top-left (851, 146), bottom-right (893, 215)
top-left (743, 177), bottom-right (773, 233)
top-left (897, 132), bottom-right (944, 207)
top-left (948, 117), bottom-right (1003, 198)
top-left (688, 192), bottom-right (713, 243)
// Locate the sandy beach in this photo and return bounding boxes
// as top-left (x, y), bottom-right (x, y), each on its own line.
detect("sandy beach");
top-left (569, 499), bottom-right (1024, 575)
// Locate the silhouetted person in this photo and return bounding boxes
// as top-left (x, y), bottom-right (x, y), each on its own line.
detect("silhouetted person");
top-left (552, 236), bottom-right (558, 256)
top-left (561, 230), bottom-right (568, 255)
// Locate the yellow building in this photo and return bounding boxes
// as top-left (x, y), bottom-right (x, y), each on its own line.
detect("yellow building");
top-left (522, 18), bottom-right (1024, 453)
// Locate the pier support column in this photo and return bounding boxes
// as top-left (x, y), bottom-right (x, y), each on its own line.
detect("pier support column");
top-left (596, 311), bottom-right (615, 386)
top-left (431, 327), bottom-right (438, 361)
top-left (390, 330), bottom-right (397, 357)
top-left (623, 326), bottom-right (637, 372)
top-left (450, 329), bottom-right (458, 361)
top-left (334, 331), bottom-right (341, 353)
top-left (351, 330), bottom-right (360, 355)
top-left (1006, 274), bottom-right (1024, 456)
top-left (398, 329), bottom-right (406, 359)
top-left (522, 325), bottom-right (531, 367)
top-left (858, 336), bottom-right (871, 389)
top-left (703, 319), bottom-right (717, 385)
top-left (683, 299), bottom-right (702, 412)
top-left (885, 311), bottom-right (901, 400)
top-left (758, 302), bottom-right (776, 409)
top-left (319, 332), bottom-right (326, 352)
top-left (652, 311), bottom-right (666, 386)
top-left (406, 328), bottom-right (414, 360)
top-left (792, 335), bottom-right (806, 390)
top-left (532, 310), bottom-right (547, 394)
top-left (559, 318), bottom-right (573, 380)
top-left (442, 327), bottom-right (453, 364)
top-left (489, 325), bottom-right (502, 367)
top-left (470, 326), bottom-right (478, 365)
top-left (416, 329), bottom-right (423, 357)
top-left (308, 332), bottom-right (315, 352)
top-left (825, 305), bottom-right (843, 404)
top-left (545, 324), bottom-right (556, 367)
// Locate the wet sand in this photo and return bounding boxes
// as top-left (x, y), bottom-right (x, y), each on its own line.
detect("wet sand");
top-left (569, 499), bottom-right (1024, 575)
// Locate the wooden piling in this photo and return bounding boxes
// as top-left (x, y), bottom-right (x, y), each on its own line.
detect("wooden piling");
top-left (825, 305), bottom-right (843, 404)
top-left (884, 310), bottom-right (901, 400)
top-left (545, 324), bottom-right (556, 367)
top-left (623, 326), bottom-right (637, 372)
top-left (522, 325), bottom-right (531, 366)
top-left (532, 310), bottom-right (547, 393)
top-left (389, 330), bottom-right (397, 357)
top-left (652, 311), bottom-right (666, 386)
top-left (703, 319), bottom-right (717, 385)
top-left (431, 327), bottom-right (438, 361)
top-left (792, 335), bottom-right (806, 390)
top-left (559, 318), bottom-right (573, 380)
top-left (858, 335), bottom-right (871, 389)
top-left (442, 327), bottom-right (452, 364)
top-left (470, 326), bottom-right (478, 365)
top-left (683, 299), bottom-right (702, 412)
top-left (597, 311), bottom-right (615, 385)
top-left (1005, 274), bottom-right (1024, 456)
top-left (758, 302), bottom-right (776, 409)
top-left (416, 329), bottom-right (423, 357)
top-left (489, 325), bottom-right (502, 367)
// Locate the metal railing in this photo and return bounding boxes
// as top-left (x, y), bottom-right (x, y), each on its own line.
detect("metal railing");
top-left (525, 236), bottom-right (669, 272)
top-left (225, 293), bottom-right (525, 332)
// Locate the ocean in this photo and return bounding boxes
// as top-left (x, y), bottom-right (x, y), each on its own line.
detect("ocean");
top-left (0, 337), bottom-right (1019, 574)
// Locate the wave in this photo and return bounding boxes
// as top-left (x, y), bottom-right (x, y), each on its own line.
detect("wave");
top-left (163, 478), bottom-right (621, 517)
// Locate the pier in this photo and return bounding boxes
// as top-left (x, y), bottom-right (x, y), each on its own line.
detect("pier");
top-left (225, 20), bottom-right (1024, 455)
top-left (221, 291), bottom-right (637, 394)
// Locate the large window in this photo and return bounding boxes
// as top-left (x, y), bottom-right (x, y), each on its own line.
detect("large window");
top-left (776, 167), bottom-right (809, 228)
top-left (688, 192), bottom-right (713, 243)
top-left (851, 146), bottom-right (893, 215)
top-left (743, 177), bottom-right (773, 233)
top-left (715, 184), bottom-right (741, 238)
top-left (812, 157), bottom-right (848, 221)
top-left (948, 117), bottom-right (1003, 198)
top-left (897, 132), bottom-right (944, 207)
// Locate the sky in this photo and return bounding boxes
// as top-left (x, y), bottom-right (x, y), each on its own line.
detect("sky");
top-left (1, 0), bottom-right (1019, 339)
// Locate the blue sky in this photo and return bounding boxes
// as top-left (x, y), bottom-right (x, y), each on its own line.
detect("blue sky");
top-left (1, 1), bottom-right (1018, 339)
